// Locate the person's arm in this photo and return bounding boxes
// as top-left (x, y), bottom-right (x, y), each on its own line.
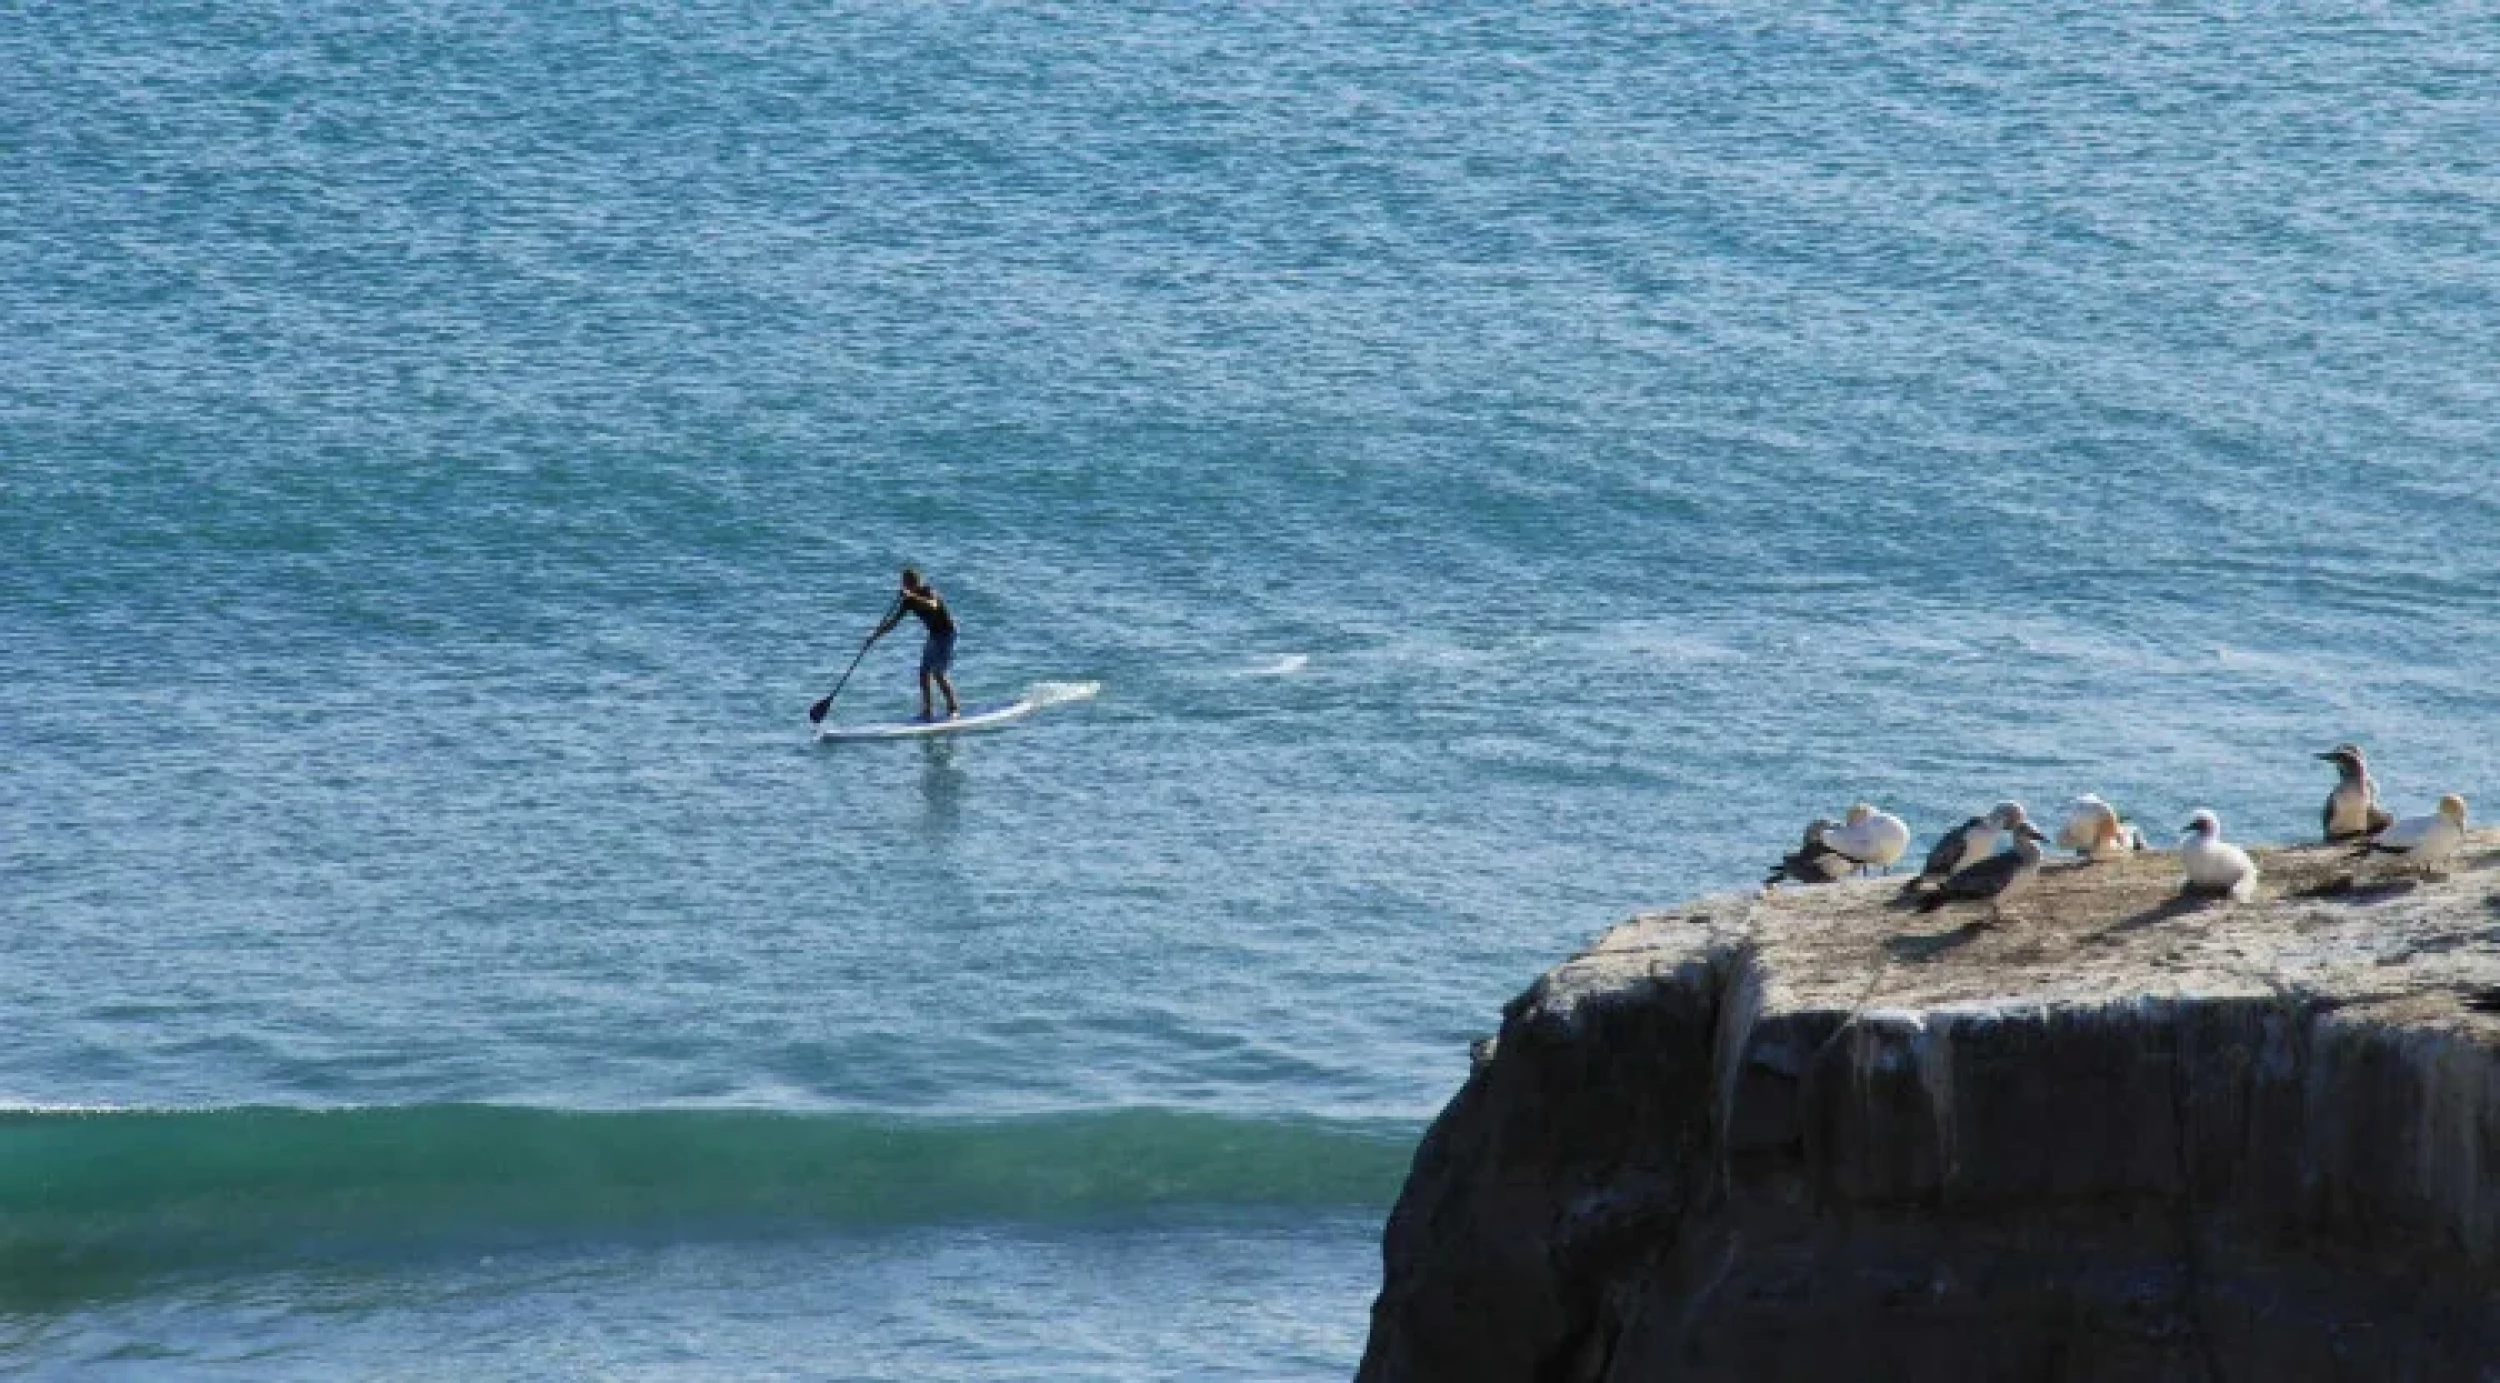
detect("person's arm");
top-left (874, 593), bottom-right (916, 638)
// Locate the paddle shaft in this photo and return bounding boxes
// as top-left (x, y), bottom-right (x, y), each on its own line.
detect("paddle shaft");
top-left (808, 599), bottom-right (903, 724)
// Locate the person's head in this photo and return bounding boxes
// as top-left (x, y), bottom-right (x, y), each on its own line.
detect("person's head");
top-left (900, 567), bottom-right (924, 592)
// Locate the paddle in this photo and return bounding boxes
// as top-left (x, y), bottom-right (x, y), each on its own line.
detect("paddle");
top-left (808, 599), bottom-right (902, 725)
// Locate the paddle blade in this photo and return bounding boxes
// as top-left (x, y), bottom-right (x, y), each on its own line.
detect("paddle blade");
top-left (808, 694), bottom-right (833, 724)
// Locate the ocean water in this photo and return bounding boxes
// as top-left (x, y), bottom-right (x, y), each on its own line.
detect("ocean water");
top-left (6, 2), bottom-right (2497, 1376)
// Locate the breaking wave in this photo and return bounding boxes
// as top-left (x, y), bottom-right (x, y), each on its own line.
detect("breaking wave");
top-left (0, 1104), bottom-right (1411, 1299)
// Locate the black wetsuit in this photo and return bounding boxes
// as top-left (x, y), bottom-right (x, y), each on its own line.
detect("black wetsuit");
top-left (901, 589), bottom-right (954, 638)
top-left (901, 589), bottom-right (956, 675)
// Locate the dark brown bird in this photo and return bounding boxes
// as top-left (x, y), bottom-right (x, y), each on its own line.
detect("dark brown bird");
top-left (1917, 821), bottom-right (2051, 919)
top-left (2317, 744), bottom-right (2395, 843)
top-left (1764, 819), bottom-right (1853, 888)
top-left (1899, 800), bottom-right (2027, 898)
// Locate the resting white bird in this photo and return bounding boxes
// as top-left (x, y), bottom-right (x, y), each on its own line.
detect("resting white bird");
top-left (2056, 794), bottom-right (2146, 861)
top-left (2358, 794), bottom-right (2469, 868)
top-left (2180, 810), bottom-right (2258, 902)
top-left (1824, 802), bottom-right (1911, 874)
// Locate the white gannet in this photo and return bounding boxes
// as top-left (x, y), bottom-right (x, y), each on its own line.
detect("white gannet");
top-left (2316, 744), bottom-right (2396, 843)
top-left (1902, 800), bottom-right (2027, 896)
top-left (1823, 802), bottom-right (1911, 875)
top-left (1764, 818), bottom-right (1854, 889)
top-left (2179, 810), bottom-right (2259, 902)
top-left (2056, 794), bottom-right (2145, 861)
top-left (2358, 794), bottom-right (2469, 869)
top-left (1916, 820), bottom-right (2051, 919)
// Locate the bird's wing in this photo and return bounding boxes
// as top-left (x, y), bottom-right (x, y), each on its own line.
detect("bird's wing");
top-left (1826, 827), bottom-right (1880, 865)
top-left (1940, 851), bottom-right (2020, 900)
top-left (1771, 839), bottom-right (1846, 882)
top-left (2363, 819), bottom-right (2422, 854)
top-left (1921, 819), bottom-right (1977, 876)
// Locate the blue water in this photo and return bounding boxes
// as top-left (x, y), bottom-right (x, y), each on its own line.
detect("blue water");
top-left (6, 3), bottom-right (2497, 1376)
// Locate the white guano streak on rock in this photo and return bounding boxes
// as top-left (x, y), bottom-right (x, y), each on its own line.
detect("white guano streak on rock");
top-left (1711, 936), bottom-right (1769, 1191)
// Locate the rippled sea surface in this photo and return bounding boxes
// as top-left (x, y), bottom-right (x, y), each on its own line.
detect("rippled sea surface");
top-left (6, 3), bottom-right (2496, 1376)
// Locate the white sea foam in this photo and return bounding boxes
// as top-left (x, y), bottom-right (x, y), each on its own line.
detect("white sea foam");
top-left (1027, 680), bottom-right (1103, 707)
top-left (1244, 654), bottom-right (1309, 677)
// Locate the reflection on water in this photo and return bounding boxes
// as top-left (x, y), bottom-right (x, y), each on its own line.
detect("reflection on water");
top-left (919, 738), bottom-right (966, 832)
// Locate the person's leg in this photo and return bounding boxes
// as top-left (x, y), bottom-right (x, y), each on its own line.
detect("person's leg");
top-left (917, 636), bottom-right (943, 719)
top-left (924, 632), bottom-right (959, 717)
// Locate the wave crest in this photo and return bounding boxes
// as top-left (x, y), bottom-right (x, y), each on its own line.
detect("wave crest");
top-left (0, 1104), bottom-right (1409, 1300)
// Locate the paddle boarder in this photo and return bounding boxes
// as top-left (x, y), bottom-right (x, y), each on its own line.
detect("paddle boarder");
top-left (876, 568), bottom-right (961, 721)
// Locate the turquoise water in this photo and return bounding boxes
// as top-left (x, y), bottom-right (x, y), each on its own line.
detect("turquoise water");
top-left (6, 3), bottom-right (2497, 1376)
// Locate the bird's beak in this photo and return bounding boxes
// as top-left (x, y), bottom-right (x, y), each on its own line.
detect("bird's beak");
top-left (2180, 821), bottom-right (2198, 833)
top-left (2314, 752), bottom-right (2340, 762)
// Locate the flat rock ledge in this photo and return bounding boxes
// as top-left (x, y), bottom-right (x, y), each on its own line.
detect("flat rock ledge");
top-left (1359, 835), bottom-right (2500, 1382)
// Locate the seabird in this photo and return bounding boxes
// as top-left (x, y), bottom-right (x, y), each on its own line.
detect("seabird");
top-left (2055, 794), bottom-right (2145, 861)
top-left (1901, 800), bottom-right (2027, 896)
top-left (1823, 802), bottom-right (1911, 875)
top-left (2179, 810), bottom-right (2259, 902)
top-left (1916, 820), bottom-right (2051, 918)
top-left (2316, 744), bottom-right (2395, 843)
top-left (1764, 818), bottom-right (1854, 888)
top-left (2358, 794), bottom-right (2469, 869)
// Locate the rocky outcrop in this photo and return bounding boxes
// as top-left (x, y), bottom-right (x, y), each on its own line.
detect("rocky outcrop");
top-left (1360, 836), bottom-right (2500, 1382)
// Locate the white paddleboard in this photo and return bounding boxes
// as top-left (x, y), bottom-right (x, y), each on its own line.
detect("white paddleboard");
top-left (816, 699), bottom-right (1040, 743)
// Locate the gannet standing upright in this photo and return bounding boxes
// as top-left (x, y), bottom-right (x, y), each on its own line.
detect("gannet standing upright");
top-left (2055, 794), bottom-right (2145, 861)
top-left (2316, 744), bottom-right (2395, 843)
top-left (1824, 802), bottom-right (1911, 875)
top-left (1916, 820), bottom-right (2051, 919)
top-left (1764, 818), bottom-right (1854, 889)
top-left (1901, 801), bottom-right (2027, 897)
top-left (2180, 810), bottom-right (2259, 901)
top-left (2359, 794), bottom-right (2469, 869)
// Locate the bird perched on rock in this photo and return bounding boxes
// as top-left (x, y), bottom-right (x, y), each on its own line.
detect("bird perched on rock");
top-left (2180, 810), bottom-right (2259, 902)
top-left (2357, 794), bottom-right (2469, 871)
top-left (1916, 820), bottom-right (2050, 918)
top-left (2056, 794), bottom-right (2146, 861)
top-left (2316, 744), bottom-right (2395, 843)
top-left (1824, 802), bottom-right (1911, 875)
top-left (1901, 801), bottom-right (2027, 897)
top-left (1764, 818), bottom-right (1854, 889)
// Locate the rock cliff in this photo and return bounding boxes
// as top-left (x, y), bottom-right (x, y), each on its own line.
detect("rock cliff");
top-left (1359, 835), bottom-right (2500, 1382)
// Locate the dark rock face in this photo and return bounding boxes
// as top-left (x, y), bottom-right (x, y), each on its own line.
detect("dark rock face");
top-left (1358, 841), bottom-right (2500, 1382)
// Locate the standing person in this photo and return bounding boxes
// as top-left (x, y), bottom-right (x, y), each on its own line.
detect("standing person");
top-left (876, 568), bottom-right (961, 721)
